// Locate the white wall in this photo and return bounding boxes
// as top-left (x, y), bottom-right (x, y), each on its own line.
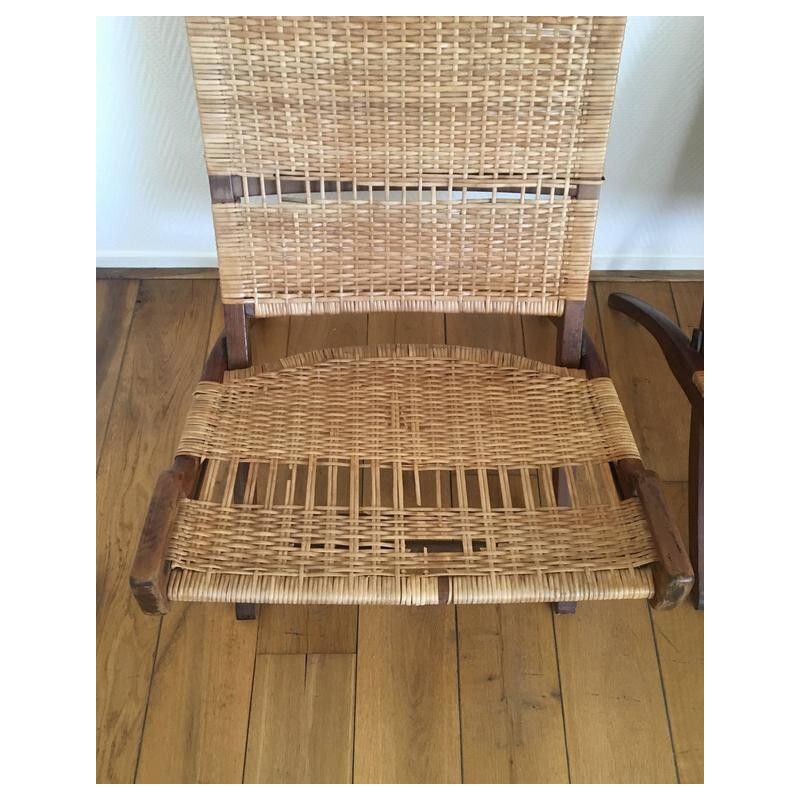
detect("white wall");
top-left (96, 16), bottom-right (703, 270)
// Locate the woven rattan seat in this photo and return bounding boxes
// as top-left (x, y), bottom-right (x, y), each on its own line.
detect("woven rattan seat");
top-left (163, 345), bottom-right (656, 605)
top-left (130, 16), bottom-right (693, 616)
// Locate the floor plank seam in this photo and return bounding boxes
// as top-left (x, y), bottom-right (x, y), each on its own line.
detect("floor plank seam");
top-left (132, 616), bottom-right (164, 784)
top-left (350, 609), bottom-right (359, 783)
top-left (550, 608), bottom-right (573, 784)
top-left (647, 606), bottom-right (682, 784)
top-left (240, 616), bottom-right (261, 784)
top-left (454, 606), bottom-right (465, 784)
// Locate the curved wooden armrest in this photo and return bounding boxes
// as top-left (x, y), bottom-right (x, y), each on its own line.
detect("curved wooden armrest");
top-left (129, 457), bottom-right (200, 614)
top-left (615, 458), bottom-right (694, 610)
top-left (129, 334), bottom-right (228, 614)
top-left (608, 292), bottom-right (703, 412)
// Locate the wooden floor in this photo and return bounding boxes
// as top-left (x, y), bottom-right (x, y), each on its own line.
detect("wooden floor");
top-left (97, 278), bottom-right (703, 784)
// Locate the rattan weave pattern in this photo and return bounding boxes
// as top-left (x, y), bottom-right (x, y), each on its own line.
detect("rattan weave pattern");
top-left (177, 345), bottom-right (640, 467)
top-left (167, 569), bottom-right (655, 605)
top-left (212, 197), bottom-right (599, 315)
top-left (165, 345), bottom-right (656, 604)
top-left (187, 16), bottom-right (623, 182)
top-left (186, 16), bottom-right (626, 315)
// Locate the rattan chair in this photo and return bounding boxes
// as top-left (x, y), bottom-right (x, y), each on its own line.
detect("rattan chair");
top-left (608, 294), bottom-right (704, 609)
top-left (130, 16), bottom-right (693, 619)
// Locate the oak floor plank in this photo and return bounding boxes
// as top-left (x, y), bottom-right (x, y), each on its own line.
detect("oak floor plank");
top-left (96, 279), bottom-right (139, 465)
top-left (257, 605), bottom-right (358, 655)
top-left (135, 286), bottom-right (260, 784)
top-left (96, 280), bottom-right (217, 783)
top-left (367, 310), bottom-right (445, 345)
top-left (651, 483), bottom-right (704, 783)
top-left (256, 313), bottom-right (366, 655)
top-left (354, 606), bottom-right (461, 783)
top-left (556, 600), bottom-right (677, 783)
top-left (244, 654), bottom-right (356, 783)
top-left (458, 605), bottom-right (568, 783)
top-left (136, 603), bottom-right (258, 783)
top-left (596, 282), bottom-right (690, 481)
top-left (446, 312), bottom-right (568, 783)
top-left (445, 312), bottom-right (525, 354)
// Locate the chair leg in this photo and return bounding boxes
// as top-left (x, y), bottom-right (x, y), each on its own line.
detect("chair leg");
top-left (553, 602), bottom-right (577, 614)
top-left (223, 303), bottom-right (252, 369)
top-left (689, 408), bottom-right (704, 611)
top-left (235, 603), bottom-right (257, 620)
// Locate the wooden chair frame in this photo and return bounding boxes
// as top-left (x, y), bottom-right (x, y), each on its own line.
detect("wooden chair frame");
top-left (608, 293), bottom-right (704, 610)
top-left (131, 213), bottom-right (694, 618)
top-left (129, 16), bottom-right (693, 619)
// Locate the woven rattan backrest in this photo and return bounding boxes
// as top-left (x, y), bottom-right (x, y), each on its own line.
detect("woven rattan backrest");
top-left (187, 16), bottom-right (625, 316)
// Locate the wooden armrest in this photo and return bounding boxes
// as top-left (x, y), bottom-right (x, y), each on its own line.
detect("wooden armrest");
top-left (129, 334), bottom-right (228, 614)
top-left (615, 458), bottom-right (694, 610)
top-left (129, 456), bottom-right (200, 614)
top-left (608, 292), bottom-right (703, 412)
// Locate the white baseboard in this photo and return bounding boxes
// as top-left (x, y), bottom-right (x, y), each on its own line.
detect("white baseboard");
top-left (591, 256), bottom-right (703, 270)
top-left (95, 252), bottom-right (218, 268)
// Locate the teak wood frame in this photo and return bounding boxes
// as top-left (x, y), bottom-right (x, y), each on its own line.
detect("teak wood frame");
top-left (130, 178), bottom-right (694, 618)
top-left (608, 292), bottom-right (704, 610)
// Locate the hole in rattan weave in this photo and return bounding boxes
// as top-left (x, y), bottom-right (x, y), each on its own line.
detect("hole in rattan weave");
top-left (405, 539), bottom-right (487, 553)
top-left (551, 467), bottom-right (572, 508)
top-left (237, 176), bottom-right (578, 206)
top-left (191, 458), bottom-right (627, 515)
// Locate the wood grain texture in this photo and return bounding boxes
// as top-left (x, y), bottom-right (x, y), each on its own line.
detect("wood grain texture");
top-left (555, 600), bottom-right (677, 783)
top-left (96, 279), bottom-right (138, 465)
top-left (257, 606), bottom-right (357, 655)
top-left (367, 311), bottom-right (446, 346)
top-left (96, 280), bottom-right (216, 783)
top-left (458, 605), bottom-right (569, 783)
top-left (354, 606), bottom-right (461, 783)
top-left (256, 313), bottom-right (366, 654)
top-left (445, 312), bottom-right (525, 354)
top-left (136, 603), bottom-right (258, 783)
top-left (223, 303), bottom-right (251, 368)
top-left (689, 409), bottom-right (703, 610)
top-left (651, 483), bottom-right (704, 783)
top-left (556, 299), bottom-right (586, 367)
top-left (591, 270), bottom-right (703, 282)
top-left (597, 282), bottom-right (690, 481)
top-left (244, 654), bottom-right (356, 783)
